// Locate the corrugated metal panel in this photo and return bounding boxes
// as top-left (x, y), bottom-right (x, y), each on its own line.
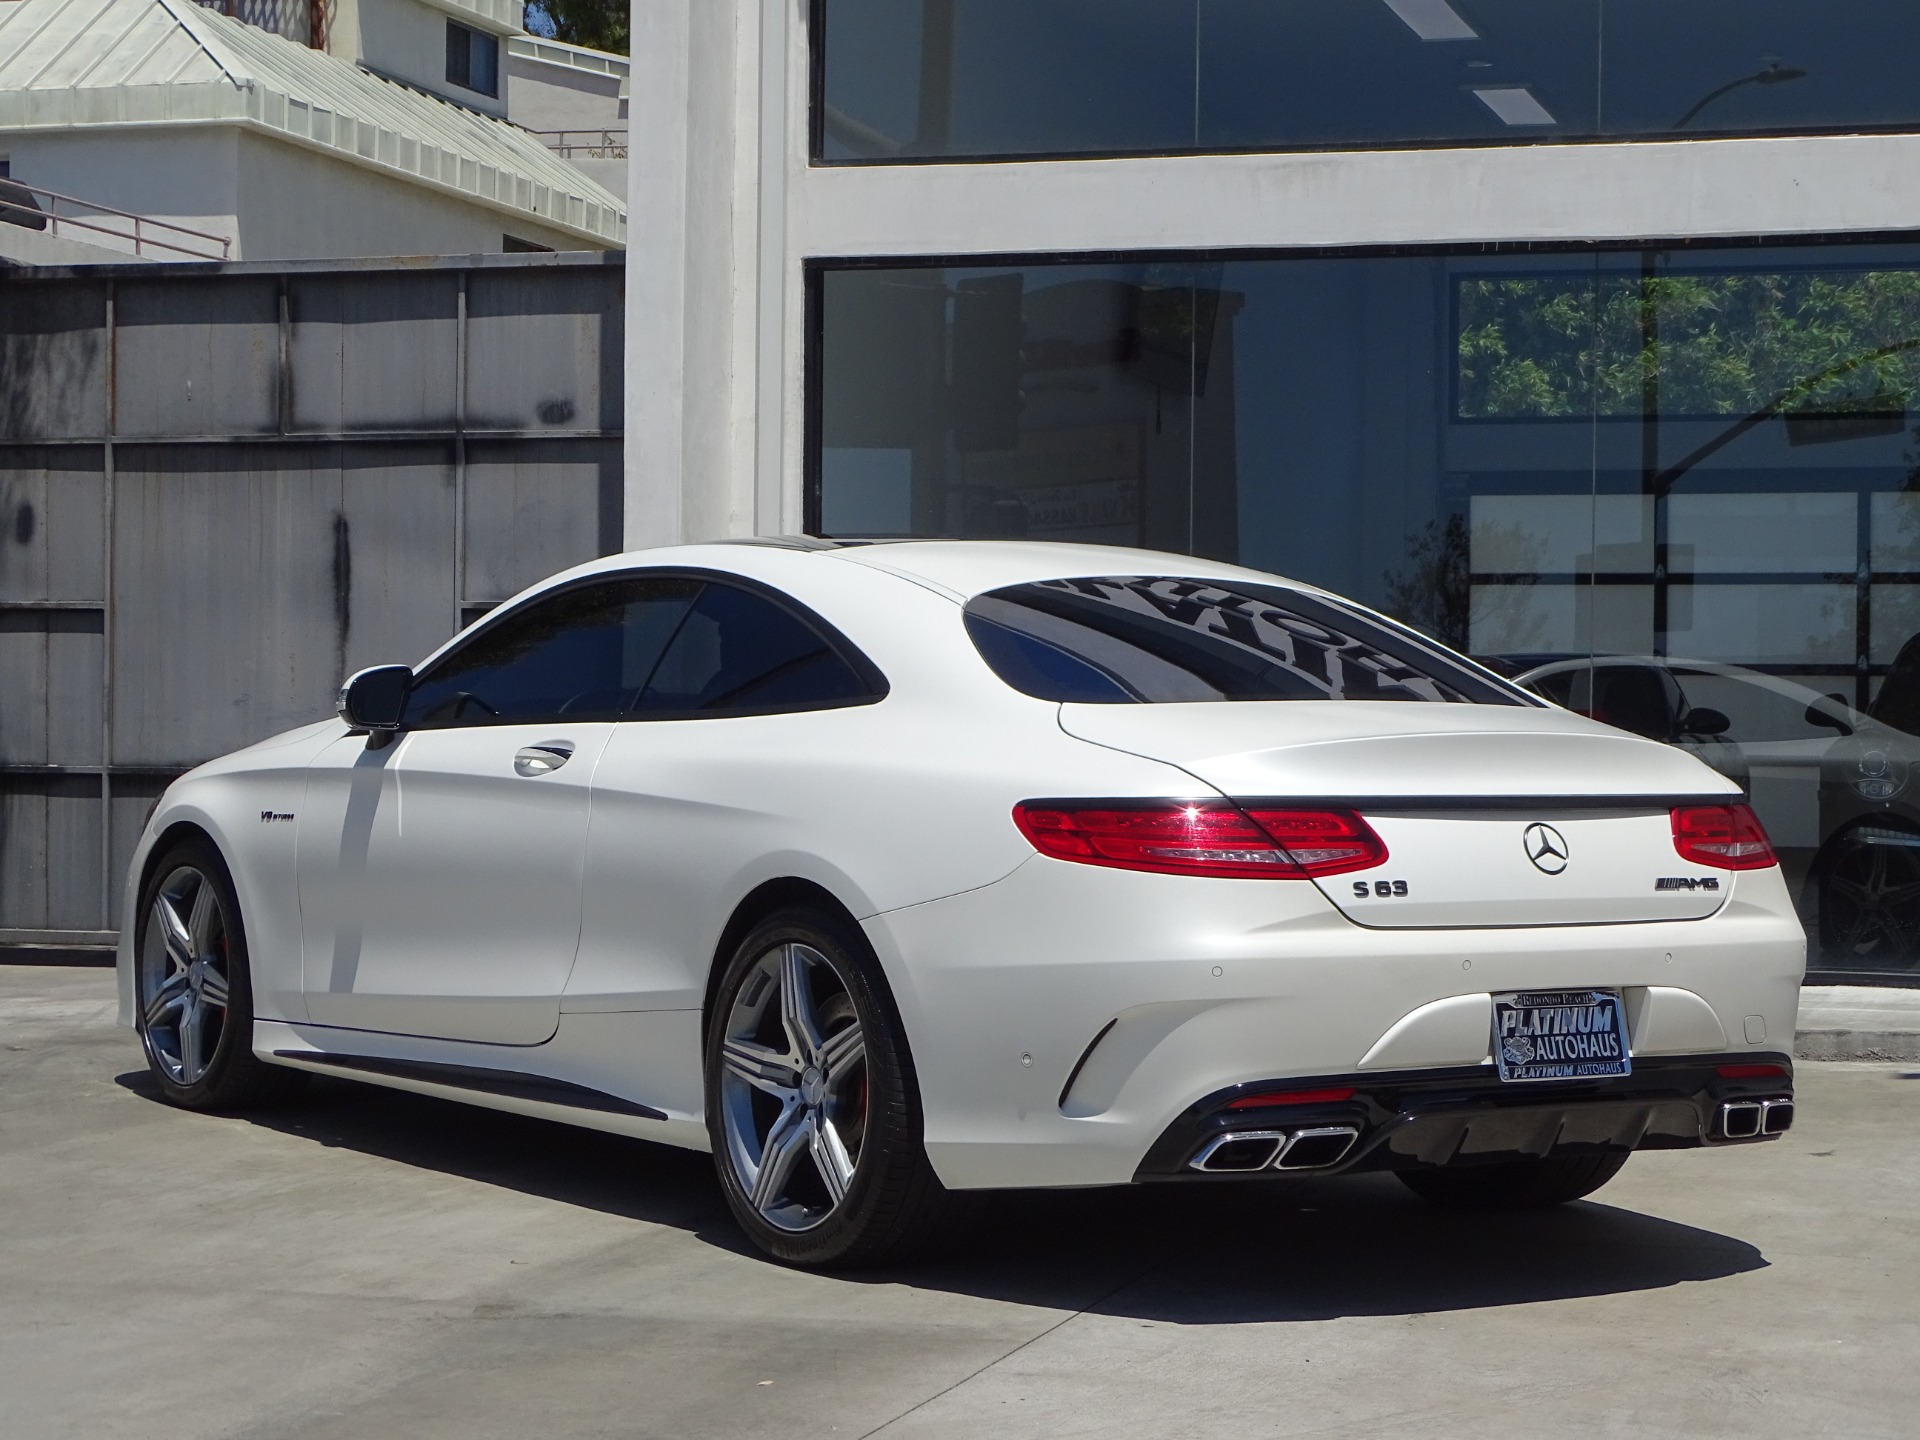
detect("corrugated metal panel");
top-left (463, 437), bottom-right (619, 604)
top-left (0, 255), bottom-right (624, 944)
top-left (0, 773), bottom-right (102, 931)
top-left (0, 284), bottom-right (109, 442)
top-left (288, 274), bottom-right (460, 433)
top-left (0, 609), bottom-right (104, 767)
top-left (114, 279), bottom-right (282, 436)
top-left (466, 268), bottom-right (623, 432)
top-left (0, 447), bottom-right (105, 601)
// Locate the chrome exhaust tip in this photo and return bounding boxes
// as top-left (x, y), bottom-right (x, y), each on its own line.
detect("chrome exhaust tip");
top-left (1720, 1100), bottom-right (1763, 1139)
top-left (1761, 1098), bottom-right (1795, 1135)
top-left (1189, 1131), bottom-right (1285, 1172)
top-left (1273, 1125), bottom-right (1361, 1171)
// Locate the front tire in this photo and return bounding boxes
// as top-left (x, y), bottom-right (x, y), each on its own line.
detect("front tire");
top-left (1396, 1151), bottom-right (1629, 1209)
top-left (705, 906), bottom-right (964, 1267)
top-left (134, 835), bottom-right (305, 1111)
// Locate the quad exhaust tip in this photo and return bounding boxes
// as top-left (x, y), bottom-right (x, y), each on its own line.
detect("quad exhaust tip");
top-left (1189, 1125), bottom-right (1361, 1174)
top-left (1720, 1097), bottom-right (1793, 1139)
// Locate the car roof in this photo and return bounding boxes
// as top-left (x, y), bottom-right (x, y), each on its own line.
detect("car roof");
top-left (820, 539), bottom-right (1317, 601)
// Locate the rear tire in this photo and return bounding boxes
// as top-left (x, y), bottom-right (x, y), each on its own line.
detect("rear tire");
top-left (1396, 1151), bottom-right (1629, 1209)
top-left (705, 905), bottom-right (968, 1268)
top-left (134, 835), bottom-right (306, 1112)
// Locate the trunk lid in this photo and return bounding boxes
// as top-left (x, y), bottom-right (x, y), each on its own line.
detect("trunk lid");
top-left (1059, 702), bottom-right (1744, 927)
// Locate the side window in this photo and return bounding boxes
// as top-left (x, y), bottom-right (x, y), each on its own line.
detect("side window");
top-left (404, 577), bottom-right (699, 728)
top-left (634, 582), bottom-right (873, 716)
top-left (1673, 671), bottom-right (1841, 744)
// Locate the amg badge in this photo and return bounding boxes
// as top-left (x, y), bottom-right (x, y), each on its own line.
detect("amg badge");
top-left (1654, 876), bottom-right (1721, 892)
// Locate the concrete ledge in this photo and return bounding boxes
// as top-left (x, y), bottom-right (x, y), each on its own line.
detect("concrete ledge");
top-left (1795, 985), bottom-right (1920, 1062)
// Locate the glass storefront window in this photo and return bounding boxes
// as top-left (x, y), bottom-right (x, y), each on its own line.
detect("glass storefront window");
top-left (817, 1), bottom-right (1920, 163)
top-left (810, 239), bottom-right (1920, 980)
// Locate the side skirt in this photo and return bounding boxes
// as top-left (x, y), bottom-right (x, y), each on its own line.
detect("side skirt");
top-left (271, 1049), bottom-right (668, 1121)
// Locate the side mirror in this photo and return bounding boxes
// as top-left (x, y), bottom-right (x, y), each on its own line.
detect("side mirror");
top-left (1680, 706), bottom-right (1731, 737)
top-left (338, 665), bottom-right (412, 734)
top-left (1806, 695), bottom-right (1855, 736)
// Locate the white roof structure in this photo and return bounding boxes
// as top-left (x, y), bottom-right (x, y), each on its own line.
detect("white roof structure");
top-left (0, 0), bottom-right (624, 246)
top-left (507, 34), bottom-right (628, 84)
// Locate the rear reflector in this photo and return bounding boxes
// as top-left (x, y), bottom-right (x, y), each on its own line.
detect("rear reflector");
top-left (1012, 802), bottom-right (1386, 879)
top-left (1671, 804), bottom-right (1777, 871)
top-left (1226, 1086), bottom-right (1358, 1110)
top-left (1717, 1063), bottom-right (1788, 1079)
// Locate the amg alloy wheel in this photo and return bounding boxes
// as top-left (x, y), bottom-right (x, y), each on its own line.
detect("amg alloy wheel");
top-left (135, 837), bottom-right (303, 1110)
top-left (706, 907), bottom-right (967, 1267)
top-left (717, 938), bottom-right (868, 1233)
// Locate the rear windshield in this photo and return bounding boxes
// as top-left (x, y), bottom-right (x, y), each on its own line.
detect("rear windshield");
top-left (964, 576), bottom-right (1528, 706)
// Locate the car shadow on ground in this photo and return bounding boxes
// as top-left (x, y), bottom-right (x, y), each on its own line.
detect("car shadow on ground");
top-left (116, 1068), bottom-right (1767, 1323)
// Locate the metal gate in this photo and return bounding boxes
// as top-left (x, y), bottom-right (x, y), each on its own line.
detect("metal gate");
top-left (0, 253), bottom-right (625, 955)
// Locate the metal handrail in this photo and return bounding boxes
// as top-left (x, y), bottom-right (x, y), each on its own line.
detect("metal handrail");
top-left (530, 128), bottom-right (629, 159)
top-left (0, 181), bottom-right (231, 261)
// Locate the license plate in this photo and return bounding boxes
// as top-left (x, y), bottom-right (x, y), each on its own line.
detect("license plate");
top-left (1491, 989), bottom-right (1631, 1082)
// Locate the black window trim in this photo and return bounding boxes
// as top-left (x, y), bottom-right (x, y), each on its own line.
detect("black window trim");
top-left (404, 566), bottom-right (889, 729)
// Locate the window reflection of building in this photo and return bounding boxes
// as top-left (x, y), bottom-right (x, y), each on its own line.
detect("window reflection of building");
top-left (815, 244), bottom-right (1920, 977)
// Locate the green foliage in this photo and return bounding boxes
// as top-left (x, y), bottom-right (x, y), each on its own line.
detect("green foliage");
top-left (1457, 268), bottom-right (1920, 420)
top-left (523, 0), bottom-right (628, 55)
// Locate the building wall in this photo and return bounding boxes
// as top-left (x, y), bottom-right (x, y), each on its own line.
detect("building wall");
top-left (330, 0), bottom-right (512, 118)
top-left (507, 51), bottom-right (624, 134)
top-left (234, 131), bottom-right (588, 258)
top-left (0, 254), bottom-right (624, 950)
top-left (0, 127), bottom-right (595, 262)
top-left (624, 2), bottom-right (1920, 980)
top-left (626, 2), bottom-right (1920, 552)
top-left (2, 128), bottom-right (241, 257)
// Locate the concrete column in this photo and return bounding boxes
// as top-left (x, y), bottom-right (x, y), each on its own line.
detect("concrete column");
top-left (624, 0), bottom-right (772, 548)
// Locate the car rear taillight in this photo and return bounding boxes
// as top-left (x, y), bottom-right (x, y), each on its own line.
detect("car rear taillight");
top-left (1671, 804), bottom-right (1777, 871)
top-left (1011, 802), bottom-right (1386, 879)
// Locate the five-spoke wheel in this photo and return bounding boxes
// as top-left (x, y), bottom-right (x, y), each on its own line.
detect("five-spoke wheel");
top-left (718, 940), bottom-right (869, 1232)
top-left (139, 864), bottom-right (234, 1086)
top-left (134, 835), bottom-right (304, 1110)
top-left (706, 907), bottom-right (968, 1267)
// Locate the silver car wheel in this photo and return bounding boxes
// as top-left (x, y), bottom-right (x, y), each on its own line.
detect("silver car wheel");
top-left (138, 865), bottom-right (232, 1086)
top-left (718, 941), bottom-right (868, 1233)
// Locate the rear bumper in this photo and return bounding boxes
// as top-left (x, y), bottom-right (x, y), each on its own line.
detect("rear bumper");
top-left (1135, 1052), bottom-right (1795, 1181)
top-left (869, 855), bottom-right (1805, 1191)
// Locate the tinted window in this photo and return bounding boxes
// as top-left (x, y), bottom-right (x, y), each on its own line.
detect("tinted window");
top-left (819, 0), bottom-right (1920, 163)
top-left (1673, 669), bottom-right (1849, 744)
top-left (966, 577), bottom-right (1525, 705)
top-left (404, 578), bottom-right (699, 728)
top-left (634, 582), bottom-right (873, 715)
top-left (1526, 662), bottom-right (1684, 739)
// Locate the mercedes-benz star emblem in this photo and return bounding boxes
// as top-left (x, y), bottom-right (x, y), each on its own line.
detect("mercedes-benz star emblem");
top-left (1523, 822), bottom-right (1570, 875)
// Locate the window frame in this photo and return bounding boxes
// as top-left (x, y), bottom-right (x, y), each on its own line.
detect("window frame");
top-left (402, 568), bottom-right (890, 730)
top-left (445, 20), bottom-right (500, 99)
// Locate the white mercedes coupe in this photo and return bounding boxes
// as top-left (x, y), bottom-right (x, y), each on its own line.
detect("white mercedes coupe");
top-left (117, 540), bottom-right (1805, 1266)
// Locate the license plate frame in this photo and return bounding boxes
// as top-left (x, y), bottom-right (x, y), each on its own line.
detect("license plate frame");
top-left (1491, 988), bottom-right (1632, 1082)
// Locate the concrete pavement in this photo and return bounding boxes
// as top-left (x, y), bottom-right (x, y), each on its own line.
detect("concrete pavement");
top-left (3, 964), bottom-right (1917, 1439)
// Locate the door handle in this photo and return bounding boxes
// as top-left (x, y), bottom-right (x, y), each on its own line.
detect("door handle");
top-left (514, 741), bottom-right (576, 777)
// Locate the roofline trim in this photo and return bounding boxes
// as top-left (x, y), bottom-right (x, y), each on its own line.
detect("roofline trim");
top-left (506, 35), bottom-right (629, 79)
top-left (0, 105), bottom-right (624, 245)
